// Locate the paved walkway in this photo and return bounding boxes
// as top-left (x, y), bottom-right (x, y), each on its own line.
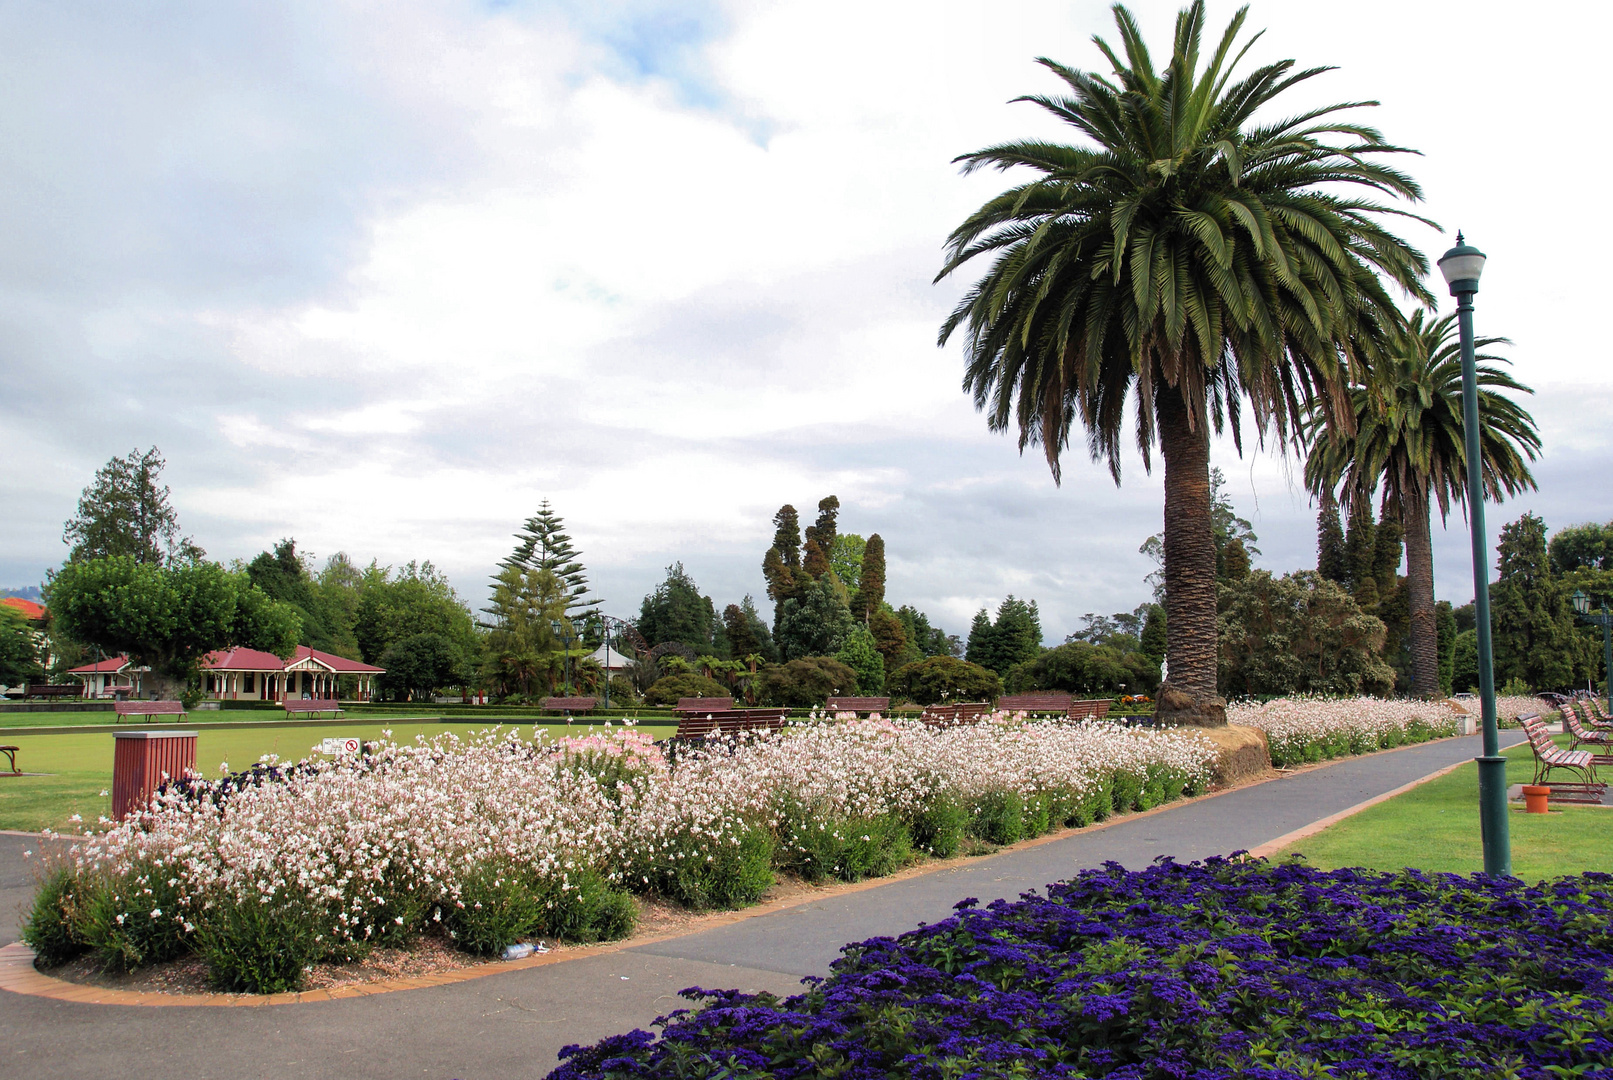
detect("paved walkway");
top-left (0, 732), bottom-right (1522, 1080)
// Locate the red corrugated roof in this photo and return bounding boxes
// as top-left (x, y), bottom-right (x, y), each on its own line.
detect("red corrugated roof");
top-left (296, 645), bottom-right (385, 673)
top-left (67, 655), bottom-right (133, 674)
top-left (203, 647), bottom-right (298, 671)
top-left (1, 597), bottom-right (45, 620)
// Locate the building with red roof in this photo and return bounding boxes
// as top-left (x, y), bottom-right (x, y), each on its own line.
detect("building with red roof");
top-left (68, 646), bottom-right (384, 701)
top-left (1, 597), bottom-right (46, 623)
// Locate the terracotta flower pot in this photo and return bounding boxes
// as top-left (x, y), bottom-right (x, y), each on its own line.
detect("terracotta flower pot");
top-left (1522, 784), bottom-right (1551, 814)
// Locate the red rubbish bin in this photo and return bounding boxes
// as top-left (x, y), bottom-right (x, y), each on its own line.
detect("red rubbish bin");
top-left (112, 730), bottom-right (198, 819)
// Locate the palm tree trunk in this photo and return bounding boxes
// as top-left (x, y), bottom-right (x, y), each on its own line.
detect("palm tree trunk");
top-left (1403, 486), bottom-right (1440, 697)
top-left (1156, 384), bottom-right (1225, 726)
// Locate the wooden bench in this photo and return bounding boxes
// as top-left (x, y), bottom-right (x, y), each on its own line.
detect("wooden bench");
top-left (114, 700), bottom-right (187, 720)
top-left (284, 699), bottom-right (344, 718)
top-left (918, 701), bottom-right (992, 728)
top-left (26, 683), bottom-right (81, 700)
top-left (0, 745), bottom-right (18, 774)
top-left (540, 696), bottom-right (598, 716)
top-left (1069, 698), bottom-right (1114, 720)
top-left (1520, 713), bottom-right (1606, 803)
top-left (673, 708), bottom-right (790, 739)
top-left (998, 692), bottom-right (1072, 715)
top-left (673, 696), bottom-right (736, 717)
top-left (825, 696), bottom-right (889, 717)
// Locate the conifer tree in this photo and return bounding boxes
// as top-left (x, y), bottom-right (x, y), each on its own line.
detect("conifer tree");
top-left (1491, 512), bottom-right (1591, 690)
top-left (852, 534), bottom-right (886, 621)
top-left (803, 538), bottom-right (830, 579)
top-left (762, 505), bottom-right (806, 609)
top-left (501, 500), bottom-right (598, 619)
top-left (1343, 502), bottom-right (1376, 603)
top-left (1317, 492), bottom-right (1348, 585)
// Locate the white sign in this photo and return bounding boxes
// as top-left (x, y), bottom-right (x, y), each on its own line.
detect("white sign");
top-left (320, 737), bottom-right (362, 755)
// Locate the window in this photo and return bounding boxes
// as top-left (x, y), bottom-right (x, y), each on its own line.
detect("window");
top-left (244, 673), bottom-right (255, 694)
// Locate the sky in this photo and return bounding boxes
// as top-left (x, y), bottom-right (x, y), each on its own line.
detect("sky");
top-left (1, 0), bottom-right (1608, 643)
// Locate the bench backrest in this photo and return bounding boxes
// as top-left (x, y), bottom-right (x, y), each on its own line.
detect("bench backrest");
top-left (284, 699), bottom-right (341, 710)
top-left (674, 708), bottom-right (788, 738)
top-left (1564, 705), bottom-right (1602, 741)
top-left (825, 696), bottom-right (889, 712)
top-left (27, 684), bottom-right (81, 697)
top-left (541, 696), bottom-right (598, 710)
top-left (997, 692), bottom-right (1072, 713)
top-left (1519, 713), bottom-right (1555, 751)
top-left (114, 700), bottom-right (186, 715)
top-left (673, 696), bottom-right (735, 715)
top-left (1069, 699), bottom-right (1113, 720)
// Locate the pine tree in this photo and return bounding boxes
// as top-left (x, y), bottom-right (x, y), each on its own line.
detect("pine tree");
top-left (1140, 605), bottom-right (1167, 665)
top-left (763, 505), bottom-right (806, 610)
top-left (1317, 492), bottom-right (1348, 584)
top-left (852, 534), bottom-right (886, 621)
top-left (1343, 502), bottom-right (1376, 605)
top-left (63, 446), bottom-right (204, 566)
top-left (803, 538), bottom-right (830, 579)
top-left (965, 610), bottom-right (994, 670)
top-left (501, 500), bottom-right (598, 619)
top-left (803, 496), bottom-right (840, 556)
top-left (1436, 600), bottom-right (1457, 695)
top-left (1490, 512), bottom-right (1590, 690)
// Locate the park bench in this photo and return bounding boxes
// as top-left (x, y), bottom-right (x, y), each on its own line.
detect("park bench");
top-left (918, 702), bottom-right (992, 728)
top-left (825, 696), bottom-right (889, 717)
top-left (1519, 713), bottom-right (1606, 803)
top-left (25, 683), bottom-right (81, 700)
top-left (114, 700), bottom-right (187, 720)
top-left (672, 708), bottom-right (789, 739)
top-left (0, 745), bottom-right (18, 774)
top-left (540, 696), bottom-right (598, 717)
top-left (1068, 698), bottom-right (1114, 720)
top-left (1563, 704), bottom-right (1613, 758)
top-left (672, 696), bottom-right (736, 717)
top-left (284, 699), bottom-right (344, 718)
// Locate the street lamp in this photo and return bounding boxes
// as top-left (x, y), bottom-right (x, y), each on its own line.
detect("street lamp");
top-left (1572, 589), bottom-right (1613, 716)
top-left (1438, 232), bottom-right (1510, 877)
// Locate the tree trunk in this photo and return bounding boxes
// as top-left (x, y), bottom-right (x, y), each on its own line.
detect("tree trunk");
top-left (1403, 486), bottom-right (1440, 697)
top-left (1155, 384), bottom-right (1225, 727)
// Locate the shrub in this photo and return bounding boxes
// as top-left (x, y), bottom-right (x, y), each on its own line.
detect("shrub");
top-left (779, 811), bottom-right (910, 883)
top-left (197, 894), bottom-right (320, 994)
top-left (1005, 641), bottom-right (1159, 696)
top-left (447, 859), bottom-right (547, 957)
top-left (642, 674), bottom-right (730, 706)
top-left (20, 867), bottom-right (87, 966)
top-left (77, 862), bottom-right (190, 972)
top-left (604, 676), bottom-right (640, 707)
top-left (552, 861), bottom-right (1613, 1080)
top-left (967, 790), bottom-right (1024, 845)
top-left (906, 794), bottom-right (967, 858)
top-left (635, 822), bottom-right (775, 910)
top-left (753, 657), bottom-right (858, 707)
top-left (537, 868), bottom-right (638, 944)
top-left (886, 655), bottom-right (1001, 705)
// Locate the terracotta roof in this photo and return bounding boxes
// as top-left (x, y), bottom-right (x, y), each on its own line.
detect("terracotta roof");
top-left (67, 655), bottom-right (134, 674)
top-left (1, 597), bottom-right (45, 620)
top-left (203, 647), bottom-right (298, 671)
top-left (295, 646), bottom-right (385, 673)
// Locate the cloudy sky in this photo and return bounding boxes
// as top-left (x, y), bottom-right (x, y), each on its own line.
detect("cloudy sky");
top-left (1, 0), bottom-right (1607, 641)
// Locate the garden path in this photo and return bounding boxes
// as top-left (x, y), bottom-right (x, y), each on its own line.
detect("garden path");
top-left (0, 730), bottom-right (1524, 1080)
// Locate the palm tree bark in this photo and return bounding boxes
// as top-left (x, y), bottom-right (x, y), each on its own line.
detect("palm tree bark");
top-left (1156, 385), bottom-right (1225, 725)
top-left (1403, 486), bottom-right (1440, 697)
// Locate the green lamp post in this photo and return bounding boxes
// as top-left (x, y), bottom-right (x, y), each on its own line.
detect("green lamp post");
top-left (1438, 233), bottom-right (1511, 877)
top-left (551, 619), bottom-right (577, 695)
top-left (1572, 589), bottom-right (1613, 715)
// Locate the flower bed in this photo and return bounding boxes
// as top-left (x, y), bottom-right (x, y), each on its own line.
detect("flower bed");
top-left (1227, 696), bottom-right (1461, 768)
top-left (551, 859), bottom-right (1613, 1079)
top-left (25, 718), bottom-right (1216, 993)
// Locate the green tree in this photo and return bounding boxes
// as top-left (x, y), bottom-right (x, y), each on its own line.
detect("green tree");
top-left (753, 657), bottom-right (858, 708)
top-left (830, 534), bottom-right (865, 594)
top-left (1316, 491), bottom-right (1348, 585)
top-left (851, 533), bottom-right (886, 622)
top-left (868, 606), bottom-right (912, 674)
top-left (1139, 604), bottom-right (1167, 666)
top-left (721, 596), bottom-right (778, 664)
top-left (46, 557), bottom-right (299, 698)
top-left (774, 576), bottom-right (854, 661)
top-left (1451, 628), bottom-right (1478, 693)
top-left (245, 538), bottom-right (359, 656)
top-left (1006, 640), bottom-right (1159, 696)
top-left (481, 565), bottom-right (568, 699)
top-left (834, 624), bottom-right (885, 694)
top-left (0, 605), bottom-right (42, 686)
top-left (1436, 600), bottom-right (1457, 695)
top-left (896, 606), bottom-right (960, 658)
top-left (886, 655), bottom-right (1001, 706)
top-left (501, 500), bottom-right (598, 620)
top-left (353, 561), bottom-right (479, 678)
top-left (637, 564), bottom-right (721, 654)
top-left (965, 597), bottom-right (1043, 678)
top-left (1549, 521), bottom-right (1613, 575)
top-left (1306, 309), bottom-right (1539, 696)
top-left (762, 505), bottom-right (807, 612)
top-left (1490, 512), bottom-right (1589, 691)
top-left (938, 2), bottom-right (1430, 725)
top-left (379, 633), bottom-right (464, 702)
top-left (1217, 570), bottom-right (1394, 698)
top-left (62, 447), bottom-right (204, 566)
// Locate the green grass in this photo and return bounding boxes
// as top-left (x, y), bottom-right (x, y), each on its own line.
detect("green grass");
top-left (0, 707), bottom-right (677, 729)
top-left (0, 719), bottom-right (676, 833)
top-left (1290, 737), bottom-right (1613, 880)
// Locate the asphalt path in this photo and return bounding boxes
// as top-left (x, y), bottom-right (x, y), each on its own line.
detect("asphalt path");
top-left (0, 730), bottom-right (1524, 1080)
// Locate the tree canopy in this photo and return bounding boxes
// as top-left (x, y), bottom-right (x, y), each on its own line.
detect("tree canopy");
top-left (62, 447), bottom-right (204, 567)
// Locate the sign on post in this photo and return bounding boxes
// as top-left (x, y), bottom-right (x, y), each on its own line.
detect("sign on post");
top-left (319, 737), bottom-right (362, 756)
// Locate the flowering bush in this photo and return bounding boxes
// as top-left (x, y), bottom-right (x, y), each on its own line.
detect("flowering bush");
top-left (26, 718), bottom-right (1216, 993)
top-left (1227, 696), bottom-right (1459, 768)
top-left (551, 859), bottom-right (1613, 1080)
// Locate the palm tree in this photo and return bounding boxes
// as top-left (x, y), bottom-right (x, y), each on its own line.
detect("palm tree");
top-left (1305, 309), bottom-right (1540, 697)
top-left (936, 1), bottom-right (1432, 724)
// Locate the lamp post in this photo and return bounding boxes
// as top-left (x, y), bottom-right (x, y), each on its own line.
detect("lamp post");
top-left (593, 614), bottom-right (635, 709)
top-left (1572, 589), bottom-right (1613, 715)
top-left (1438, 233), bottom-right (1510, 877)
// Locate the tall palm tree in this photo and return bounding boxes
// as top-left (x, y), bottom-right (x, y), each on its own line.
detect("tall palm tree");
top-left (1305, 309), bottom-right (1540, 697)
top-left (936, 1), bottom-right (1432, 724)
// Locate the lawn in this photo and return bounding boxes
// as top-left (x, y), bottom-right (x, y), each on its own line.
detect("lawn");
top-left (1289, 737), bottom-right (1613, 880)
top-left (0, 719), bottom-right (676, 833)
top-left (0, 707), bottom-right (672, 729)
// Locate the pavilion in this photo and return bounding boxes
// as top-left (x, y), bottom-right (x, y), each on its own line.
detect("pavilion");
top-left (68, 646), bottom-right (384, 701)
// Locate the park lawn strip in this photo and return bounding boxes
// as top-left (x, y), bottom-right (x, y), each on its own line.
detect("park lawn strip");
top-left (0, 708), bottom-right (675, 729)
top-left (1289, 736), bottom-right (1613, 879)
top-left (0, 721), bottom-right (676, 833)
